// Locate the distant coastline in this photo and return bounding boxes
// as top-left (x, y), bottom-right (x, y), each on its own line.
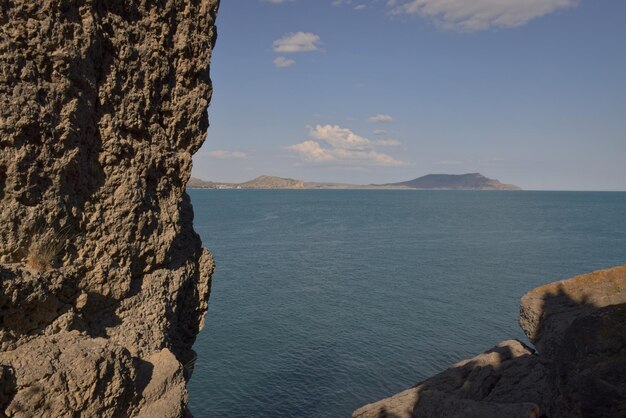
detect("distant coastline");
top-left (187, 173), bottom-right (522, 191)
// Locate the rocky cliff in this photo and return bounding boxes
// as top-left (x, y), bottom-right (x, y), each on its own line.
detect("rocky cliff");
top-left (0, 1), bottom-right (219, 416)
top-left (353, 265), bottom-right (626, 417)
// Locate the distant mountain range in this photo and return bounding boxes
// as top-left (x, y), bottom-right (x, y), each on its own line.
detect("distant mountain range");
top-left (188, 173), bottom-right (521, 190)
top-left (382, 173), bottom-right (521, 190)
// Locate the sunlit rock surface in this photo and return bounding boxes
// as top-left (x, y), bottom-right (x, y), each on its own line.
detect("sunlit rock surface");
top-left (0, 1), bottom-right (219, 416)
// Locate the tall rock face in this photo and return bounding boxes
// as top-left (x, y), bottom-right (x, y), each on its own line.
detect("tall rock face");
top-left (0, 1), bottom-right (219, 416)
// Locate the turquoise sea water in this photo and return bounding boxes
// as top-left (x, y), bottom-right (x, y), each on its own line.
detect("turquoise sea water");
top-left (186, 190), bottom-right (626, 417)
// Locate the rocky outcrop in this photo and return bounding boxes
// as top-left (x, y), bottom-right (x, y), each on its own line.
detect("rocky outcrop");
top-left (519, 264), bottom-right (626, 359)
top-left (0, 1), bottom-right (219, 416)
top-left (520, 265), bottom-right (626, 418)
top-left (352, 265), bottom-right (626, 417)
top-left (353, 340), bottom-right (544, 418)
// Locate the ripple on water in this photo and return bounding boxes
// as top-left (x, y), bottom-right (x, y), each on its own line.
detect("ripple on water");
top-left (187, 190), bottom-right (626, 417)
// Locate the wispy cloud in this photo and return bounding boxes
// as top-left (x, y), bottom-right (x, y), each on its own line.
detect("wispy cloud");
top-left (368, 114), bottom-right (394, 123)
top-left (205, 150), bottom-right (248, 159)
top-left (287, 124), bottom-right (405, 167)
top-left (273, 32), bottom-right (321, 53)
top-left (274, 56), bottom-right (296, 68)
top-left (387, 0), bottom-right (577, 31)
top-left (375, 139), bottom-right (401, 146)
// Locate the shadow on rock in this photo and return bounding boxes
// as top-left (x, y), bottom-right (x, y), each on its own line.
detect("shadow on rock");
top-left (352, 265), bottom-right (626, 418)
top-left (0, 366), bottom-right (16, 412)
top-left (73, 292), bottom-right (123, 339)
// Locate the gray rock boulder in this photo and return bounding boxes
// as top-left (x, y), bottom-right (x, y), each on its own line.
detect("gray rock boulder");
top-left (353, 265), bottom-right (626, 417)
top-left (519, 264), bottom-right (626, 360)
top-left (352, 340), bottom-right (545, 418)
top-left (547, 303), bottom-right (626, 418)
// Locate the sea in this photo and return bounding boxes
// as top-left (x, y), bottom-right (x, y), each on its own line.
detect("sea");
top-left (186, 190), bottom-right (626, 417)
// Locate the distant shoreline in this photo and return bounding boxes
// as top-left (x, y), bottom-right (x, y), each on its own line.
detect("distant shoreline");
top-left (187, 173), bottom-right (522, 191)
top-left (187, 188), bottom-right (626, 192)
top-left (187, 187), bottom-right (521, 191)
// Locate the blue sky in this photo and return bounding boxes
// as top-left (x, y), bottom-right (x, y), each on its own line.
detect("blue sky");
top-left (192, 0), bottom-right (626, 190)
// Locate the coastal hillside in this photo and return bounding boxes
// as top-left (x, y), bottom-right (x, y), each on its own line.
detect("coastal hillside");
top-left (384, 173), bottom-right (521, 190)
top-left (188, 177), bottom-right (218, 189)
top-left (188, 175), bottom-right (305, 189)
top-left (241, 175), bottom-right (305, 189)
top-left (188, 173), bottom-right (520, 190)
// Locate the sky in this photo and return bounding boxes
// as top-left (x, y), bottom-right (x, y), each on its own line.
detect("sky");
top-left (191, 0), bottom-right (626, 191)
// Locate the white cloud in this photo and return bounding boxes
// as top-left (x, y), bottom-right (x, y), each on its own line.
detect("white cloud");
top-left (333, 148), bottom-right (405, 166)
top-left (309, 124), bottom-right (372, 149)
top-left (273, 56), bottom-right (296, 68)
top-left (287, 124), bottom-right (405, 167)
top-left (273, 32), bottom-right (321, 53)
top-left (368, 114), bottom-right (394, 123)
top-left (388, 0), bottom-right (577, 31)
top-left (287, 141), bottom-right (335, 162)
top-left (288, 144), bottom-right (405, 166)
top-left (205, 150), bottom-right (248, 159)
top-left (372, 129), bottom-right (388, 136)
top-left (354, 4), bottom-right (367, 10)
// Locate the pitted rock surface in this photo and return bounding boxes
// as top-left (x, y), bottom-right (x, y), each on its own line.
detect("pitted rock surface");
top-left (519, 264), bottom-right (626, 359)
top-left (0, 1), bottom-right (219, 416)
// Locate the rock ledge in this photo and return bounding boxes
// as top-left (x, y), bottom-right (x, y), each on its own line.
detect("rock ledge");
top-left (352, 265), bottom-right (626, 418)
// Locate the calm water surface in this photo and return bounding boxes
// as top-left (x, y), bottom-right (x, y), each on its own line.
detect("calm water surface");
top-left (187, 190), bottom-right (626, 417)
